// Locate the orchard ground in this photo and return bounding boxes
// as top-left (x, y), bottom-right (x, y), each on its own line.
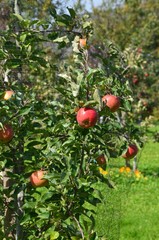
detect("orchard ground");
top-left (95, 123), bottom-right (159, 240)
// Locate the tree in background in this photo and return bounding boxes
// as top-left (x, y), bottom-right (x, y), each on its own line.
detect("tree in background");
top-left (91, 0), bottom-right (159, 122)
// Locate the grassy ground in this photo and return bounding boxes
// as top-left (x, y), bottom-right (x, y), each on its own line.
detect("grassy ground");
top-left (96, 125), bottom-right (159, 240)
top-left (119, 139), bottom-right (159, 240)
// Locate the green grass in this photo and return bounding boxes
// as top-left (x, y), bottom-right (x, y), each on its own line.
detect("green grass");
top-left (96, 126), bottom-right (159, 240)
top-left (119, 140), bottom-right (159, 240)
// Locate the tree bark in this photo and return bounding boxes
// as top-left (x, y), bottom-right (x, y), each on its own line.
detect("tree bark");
top-left (3, 168), bottom-right (15, 239)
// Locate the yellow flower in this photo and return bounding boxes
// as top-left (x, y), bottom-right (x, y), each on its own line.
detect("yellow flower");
top-left (119, 166), bottom-right (125, 173)
top-left (125, 167), bottom-right (131, 173)
top-left (99, 167), bottom-right (108, 175)
top-left (134, 169), bottom-right (141, 178)
top-left (119, 166), bottom-right (131, 173)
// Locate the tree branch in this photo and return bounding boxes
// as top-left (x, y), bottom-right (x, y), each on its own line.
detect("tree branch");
top-left (72, 215), bottom-right (84, 239)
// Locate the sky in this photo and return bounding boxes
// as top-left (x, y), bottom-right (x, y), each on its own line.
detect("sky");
top-left (65, 0), bottom-right (103, 12)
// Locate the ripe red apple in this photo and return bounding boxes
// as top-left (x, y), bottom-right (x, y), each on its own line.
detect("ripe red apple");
top-left (76, 107), bottom-right (98, 128)
top-left (3, 90), bottom-right (14, 100)
top-left (96, 154), bottom-right (106, 165)
top-left (122, 144), bottom-right (138, 160)
top-left (0, 124), bottom-right (14, 143)
top-left (30, 170), bottom-right (48, 187)
top-left (132, 78), bottom-right (139, 84)
top-left (144, 73), bottom-right (149, 77)
top-left (102, 94), bottom-right (120, 112)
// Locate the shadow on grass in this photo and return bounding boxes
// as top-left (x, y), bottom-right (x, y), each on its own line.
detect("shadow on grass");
top-left (95, 184), bottom-right (129, 240)
top-left (142, 167), bottom-right (159, 178)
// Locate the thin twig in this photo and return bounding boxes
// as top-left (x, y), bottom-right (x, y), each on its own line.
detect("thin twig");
top-left (72, 215), bottom-right (84, 239)
top-left (83, 50), bottom-right (89, 101)
top-left (0, 29), bottom-right (82, 36)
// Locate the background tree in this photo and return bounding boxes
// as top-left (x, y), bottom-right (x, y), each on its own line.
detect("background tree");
top-left (91, 0), bottom-right (159, 122)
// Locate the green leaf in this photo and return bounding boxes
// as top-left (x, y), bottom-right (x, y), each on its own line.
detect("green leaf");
top-left (93, 89), bottom-right (102, 110)
top-left (48, 32), bottom-right (59, 40)
top-left (38, 211), bottom-right (50, 219)
top-left (20, 33), bottom-right (27, 42)
top-left (30, 56), bottom-right (47, 67)
top-left (60, 171), bottom-right (71, 183)
top-left (91, 182), bottom-right (106, 192)
top-left (56, 14), bottom-right (72, 27)
top-left (0, 49), bottom-right (6, 59)
top-left (36, 208), bottom-right (50, 219)
top-left (83, 20), bottom-right (93, 29)
top-left (23, 201), bottom-right (36, 209)
top-left (20, 213), bottom-right (31, 225)
top-left (82, 201), bottom-right (97, 212)
top-left (41, 192), bottom-right (54, 202)
top-left (53, 36), bottom-right (69, 44)
top-left (83, 100), bottom-right (97, 107)
top-left (50, 231), bottom-right (59, 240)
top-left (5, 59), bottom-right (22, 69)
top-left (13, 13), bottom-right (24, 21)
top-left (46, 227), bottom-right (60, 239)
top-left (80, 213), bottom-right (92, 224)
top-left (36, 186), bottom-right (48, 195)
top-left (18, 106), bottom-right (32, 116)
top-left (26, 141), bottom-right (43, 148)
top-left (70, 82), bottom-right (80, 97)
top-left (50, 7), bottom-right (57, 18)
top-left (32, 192), bottom-right (40, 201)
top-left (67, 8), bottom-right (76, 18)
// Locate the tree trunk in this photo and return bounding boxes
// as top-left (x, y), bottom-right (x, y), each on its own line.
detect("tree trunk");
top-left (3, 168), bottom-right (15, 239)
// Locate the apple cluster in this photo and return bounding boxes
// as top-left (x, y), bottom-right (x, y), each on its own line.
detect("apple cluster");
top-left (30, 93), bottom-right (138, 188)
top-left (1, 93), bottom-right (137, 187)
top-left (76, 94), bottom-right (121, 129)
top-left (0, 90), bottom-right (49, 188)
top-left (76, 94), bottom-right (138, 162)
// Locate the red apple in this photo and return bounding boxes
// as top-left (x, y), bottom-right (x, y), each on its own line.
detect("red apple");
top-left (30, 170), bottom-right (48, 187)
top-left (132, 75), bottom-right (139, 84)
top-left (96, 154), bottom-right (106, 165)
top-left (76, 107), bottom-right (98, 128)
top-left (144, 73), bottom-right (149, 77)
top-left (122, 144), bottom-right (138, 160)
top-left (0, 124), bottom-right (14, 143)
top-left (79, 38), bottom-right (87, 48)
top-left (132, 78), bottom-right (139, 84)
top-left (137, 48), bottom-right (142, 54)
top-left (3, 90), bottom-right (14, 100)
top-left (143, 101), bottom-right (148, 107)
top-left (102, 94), bottom-right (120, 112)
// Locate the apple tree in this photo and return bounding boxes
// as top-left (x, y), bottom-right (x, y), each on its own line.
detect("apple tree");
top-left (0, 5), bottom-right (143, 240)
